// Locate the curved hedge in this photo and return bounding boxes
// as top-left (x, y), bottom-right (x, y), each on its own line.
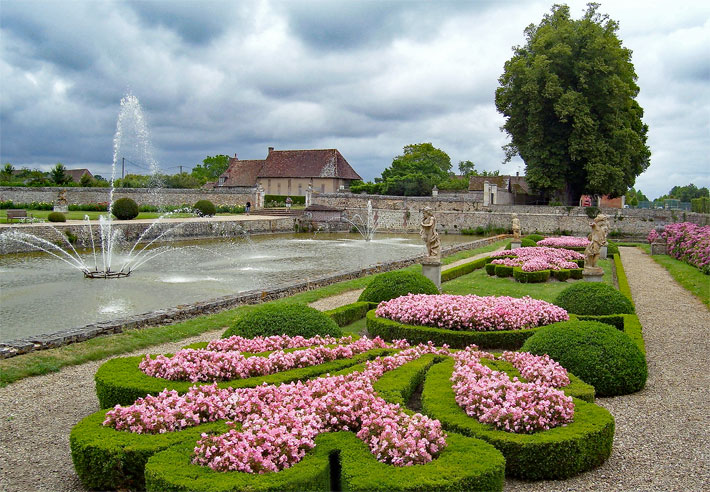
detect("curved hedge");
top-left (513, 267), bottom-right (550, 283)
top-left (366, 309), bottom-right (541, 350)
top-left (358, 270), bottom-right (439, 303)
top-left (222, 303), bottom-right (342, 339)
top-left (422, 358), bottom-right (614, 480)
top-left (524, 234), bottom-right (545, 243)
top-left (521, 321), bottom-right (647, 397)
top-left (95, 348), bottom-right (390, 409)
top-left (145, 431), bottom-right (504, 492)
top-left (555, 282), bottom-right (635, 315)
top-left (76, 356), bottom-right (506, 491)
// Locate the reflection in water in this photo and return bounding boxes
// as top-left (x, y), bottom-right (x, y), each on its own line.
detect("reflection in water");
top-left (0, 232), bottom-right (474, 341)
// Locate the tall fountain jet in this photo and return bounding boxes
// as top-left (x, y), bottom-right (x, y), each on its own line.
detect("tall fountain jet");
top-left (3, 93), bottom-right (180, 278)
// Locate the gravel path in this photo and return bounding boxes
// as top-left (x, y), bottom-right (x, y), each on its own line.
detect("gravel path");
top-left (1, 247), bottom-right (708, 491)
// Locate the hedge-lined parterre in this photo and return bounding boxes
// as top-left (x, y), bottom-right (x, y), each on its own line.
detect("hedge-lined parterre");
top-left (422, 358), bottom-right (614, 480)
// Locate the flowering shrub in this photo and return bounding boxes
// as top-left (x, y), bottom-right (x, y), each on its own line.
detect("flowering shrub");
top-left (375, 294), bottom-right (569, 332)
top-left (451, 346), bottom-right (574, 433)
top-left (490, 246), bottom-right (583, 272)
top-left (107, 343), bottom-right (450, 473)
top-left (647, 222), bottom-right (710, 273)
top-left (140, 337), bottom-right (390, 382)
top-left (537, 237), bottom-right (590, 248)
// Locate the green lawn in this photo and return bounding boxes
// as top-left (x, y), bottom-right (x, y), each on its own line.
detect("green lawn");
top-left (442, 258), bottom-right (614, 304)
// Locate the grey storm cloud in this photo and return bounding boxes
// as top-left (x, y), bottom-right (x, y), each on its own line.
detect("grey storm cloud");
top-left (0, 0), bottom-right (708, 199)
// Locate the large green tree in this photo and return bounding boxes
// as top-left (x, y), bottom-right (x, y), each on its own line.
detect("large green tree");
top-left (191, 155), bottom-right (231, 183)
top-left (378, 143), bottom-right (451, 196)
top-left (495, 3), bottom-right (650, 204)
top-left (50, 163), bottom-right (71, 185)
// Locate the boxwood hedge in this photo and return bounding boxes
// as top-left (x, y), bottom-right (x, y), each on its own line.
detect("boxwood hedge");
top-left (366, 309), bottom-right (541, 350)
top-left (323, 301), bottom-right (378, 327)
top-left (441, 257), bottom-right (488, 282)
top-left (513, 267), bottom-right (550, 283)
top-left (422, 358), bottom-right (614, 480)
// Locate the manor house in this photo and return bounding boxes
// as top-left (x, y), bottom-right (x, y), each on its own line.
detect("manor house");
top-left (216, 147), bottom-right (362, 196)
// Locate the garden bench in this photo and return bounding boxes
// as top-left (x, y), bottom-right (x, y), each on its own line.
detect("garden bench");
top-left (6, 209), bottom-right (31, 223)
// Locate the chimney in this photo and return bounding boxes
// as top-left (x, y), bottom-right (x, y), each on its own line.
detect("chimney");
top-left (516, 171), bottom-right (519, 176)
top-left (268, 147), bottom-right (274, 154)
top-left (234, 153), bottom-right (237, 158)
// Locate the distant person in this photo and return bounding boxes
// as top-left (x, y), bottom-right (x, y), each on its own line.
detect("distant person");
top-left (285, 196), bottom-right (292, 210)
top-left (245, 201), bottom-right (251, 215)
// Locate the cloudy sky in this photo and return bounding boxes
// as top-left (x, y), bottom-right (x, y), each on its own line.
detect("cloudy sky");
top-left (1, 0), bottom-right (708, 199)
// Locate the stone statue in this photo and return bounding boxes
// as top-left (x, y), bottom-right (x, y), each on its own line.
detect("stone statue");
top-left (511, 213), bottom-right (521, 240)
top-left (56, 189), bottom-right (67, 206)
top-left (420, 207), bottom-right (441, 258)
top-left (584, 214), bottom-right (609, 270)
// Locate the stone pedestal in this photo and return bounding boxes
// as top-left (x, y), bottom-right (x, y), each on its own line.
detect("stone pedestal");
top-left (421, 257), bottom-right (442, 291)
top-left (651, 240), bottom-right (667, 255)
top-left (53, 205), bottom-right (68, 213)
top-left (511, 241), bottom-right (521, 249)
top-left (582, 267), bottom-right (604, 282)
top-left (600, 245), bottom-right (607, 259)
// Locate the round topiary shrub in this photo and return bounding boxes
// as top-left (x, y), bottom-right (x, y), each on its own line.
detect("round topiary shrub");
top-left (193, 199), bottom-right (216, 217)
top-left (48, 211), bottom-right (66, 222)
top-left (521, 321), bottom-right (647, 396)
top-left (358, 270), bottom-right (439, 303)
top-left (111, 198), bottom-right (139, 220)
top-left (555, 282), bottom-right (634, 315)
top-left (222, 303), bottom-right (342, 339)
top-left (524, 234), bottom-right (545, 243)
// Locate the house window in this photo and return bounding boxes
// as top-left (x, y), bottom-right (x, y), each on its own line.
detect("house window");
top-left (321, 184), bottom-right (325, 193)
top-left (218, 177), bottom-right (225, 185)
top-left (277, 183), bottom-right (281, 195)
top-left (298, 183), bottom-right (302, 195)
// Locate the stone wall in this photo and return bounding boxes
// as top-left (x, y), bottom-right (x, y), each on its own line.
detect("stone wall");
top-left (0, 217), bottom-right (295, 254)
top-left (0, 186), bottom-right (255, 207)
top-left (314, 193), bottom-right (710, 237)
top-left (0, 235), bottom-right (504, 358)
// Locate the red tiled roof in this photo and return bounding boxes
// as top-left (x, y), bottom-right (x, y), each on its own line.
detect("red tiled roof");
top-left (218, 148), bottom-right (362, 187)
top-left (260, 149), bottom-right (361, 180)
top-left (219, 158), bottom-right (262, 187)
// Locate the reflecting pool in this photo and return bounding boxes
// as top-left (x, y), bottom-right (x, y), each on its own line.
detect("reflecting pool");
top-left (0, 233), bottom-right (474, 341)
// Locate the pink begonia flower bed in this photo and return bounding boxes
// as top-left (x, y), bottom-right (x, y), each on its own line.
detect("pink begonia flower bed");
top-left (648, 222), bottom-right (710, 273)
top-left (140, 336), bottom-right (389, 382)
top-left (536, 236), bottom-right (590, 248)
top-left (452, 346), bottom-right (574, 433)
top-left (104, 338), bottom-right (575, 473)
top-left (206, 334), bottom-right (344, 353)
top-left (375, 294), bottom-right (569, 331)
top-left (490, 246), bottom-right (583, 272)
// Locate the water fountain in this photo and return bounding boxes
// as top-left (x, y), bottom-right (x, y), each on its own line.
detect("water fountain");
top-left (1, 93), bottom-right (184, 278)
top-left (343, 200), bottom-right (380, 241)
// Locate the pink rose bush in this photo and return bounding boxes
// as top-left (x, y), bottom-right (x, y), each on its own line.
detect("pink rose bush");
top-left (647, 222), bottom-right (710, 273)
top-left (375, 294), bottom-right (569, 331)
top-left (139, 336), bottom-right (391, 382)
top-left (491, 246), bottom-right (583, 272)
top-left (537, 236), bottom-right (590, 248)
top-left (451, 346), bottom-right (574, 433)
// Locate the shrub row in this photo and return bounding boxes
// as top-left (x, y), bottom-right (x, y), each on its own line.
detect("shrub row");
top-left (440, 257), bottom-right (488, 282)
top-left (421, 358), bottom-right (615, 480)
top-left (323, 301), bottom-right (378, 327)
top-left (0, 200), bottom-right (53, 210)
top-left (485, 263), bottom-right (582, 282)
top-left (366, 309), bottom-right (539, 350)
top-left (513, 267), bottom-right (550, 283)
top-left (95, 348), bottom-right (391, 409)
